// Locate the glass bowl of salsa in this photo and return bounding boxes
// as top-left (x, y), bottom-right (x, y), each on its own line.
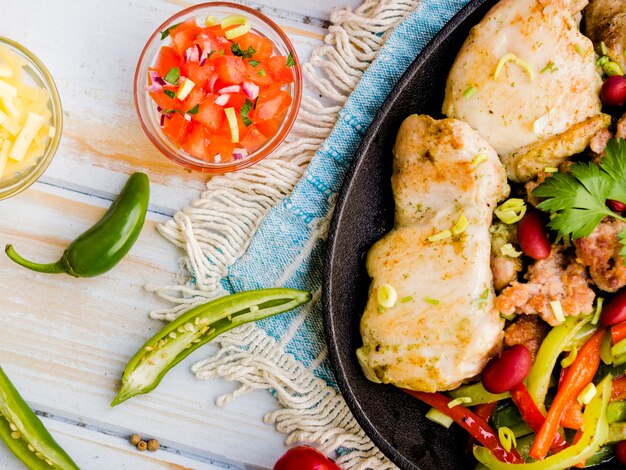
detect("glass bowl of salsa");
top-left (134, 2), bottom-right (302, 174)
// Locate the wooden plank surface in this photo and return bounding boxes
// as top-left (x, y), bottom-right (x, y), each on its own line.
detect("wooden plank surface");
top-left (0, 0), bottom-right (361, 468)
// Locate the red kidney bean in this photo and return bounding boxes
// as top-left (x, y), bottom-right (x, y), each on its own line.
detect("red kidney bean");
top-left (608, 199), bottom-right (626, 213)
top-left (616, 441), bottom-right (626, 465)
top-left (481, 345), bottom-right (532, 394)
top-left (517, 209), bottom-right (551, 260)
top-left (274, 446), bottom-right (340, 470)
top-left (601, 288), bottom-right (626, 326)
top-left (601, 76), bottom-right (626, 108)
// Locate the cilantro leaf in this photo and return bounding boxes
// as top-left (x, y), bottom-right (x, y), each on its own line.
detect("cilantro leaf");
top-left (248, 60), bottom-right (260, 67)
top-left (160, 23), bottom-right (181, 40)
top-left (602, 138), bottom-right (626, 203)
top-left (534, 161), bottom-right (614, 239)
top-left (240, 99), bottom-right (254, 127)
top-left (231, 43), bottom-right (256, 59)
top-left (164, 67), bottom-right (180, 85)
top-left (163, 89), bottom-right (175, 99)
top-left (286, 51), bottom-right (296, 67)
top-left (187, 105), bottom-right (199, 115)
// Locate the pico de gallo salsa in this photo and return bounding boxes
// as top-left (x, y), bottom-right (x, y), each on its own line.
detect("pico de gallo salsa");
top-left (147, 15), bottom-right (296, 163)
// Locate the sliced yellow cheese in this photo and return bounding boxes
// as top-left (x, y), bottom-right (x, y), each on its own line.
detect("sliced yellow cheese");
top-left (9, 112), bottom-right (46, 162)
top-left (0, 139), bottom-right (10, 177)
top-left (0, 64), bottom-right (12, 78)
top-left (0, 109), bottom-right (20, 136)
top-left (0, 80), bottom-right (17, 101)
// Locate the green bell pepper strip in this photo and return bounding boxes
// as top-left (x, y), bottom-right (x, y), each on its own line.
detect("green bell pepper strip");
top-left (447, 381), bottom-right (510, 405)
top-left (0, 366), bottom-right (79, 469)
top-left (112, 288), bottom-right (312, 406)
top-left (527, 316), bottom-right (593, 412)
top-left (473, 375), bottom-right (611, 470)
top-left (5, 172), bottom-right (149, 277)
top-left (608, 401), bottom-right (626, 423)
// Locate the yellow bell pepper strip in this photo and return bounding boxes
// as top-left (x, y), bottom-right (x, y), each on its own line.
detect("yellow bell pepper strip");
top-left (474, 375), bottom-right (612, 469)
top-left (527, 316), bottom-right (593, 412)
top-left (402, 389), bottom-right (523, 463)
top-left (447, 381), bottom-right (510, 405)
top-left (530, 329), bottom-right (605, 460)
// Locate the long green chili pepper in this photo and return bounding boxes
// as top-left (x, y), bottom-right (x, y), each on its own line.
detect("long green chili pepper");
top-left (0, 366), bottom-right (78, 469)
top-left (527, 315), bottom-right (593, 412)
top-left (447, 381), bottom-right (510, 405)
top-left (5, 172), bottom-right (149, 277)
top-left (112, 288), bottom-right (312, 406)
top-left (474, 375), bottom-right (611, 469)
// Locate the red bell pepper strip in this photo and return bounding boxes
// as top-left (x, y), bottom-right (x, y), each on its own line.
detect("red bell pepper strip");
top-left (612, 321), bottom-right (626, 344)
top-left (612, 375), bottom-right (626, 401)
top-left (510, 383), bottom-right (568, 452)
top-left (529, 329), bottom-right (605, 460)
top-left (474, 402), bottom-right (498, 422)
top-left (403, 389), bottom-right (523, 463)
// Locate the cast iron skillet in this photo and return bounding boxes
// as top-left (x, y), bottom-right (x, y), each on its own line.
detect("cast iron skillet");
top-left (323, 1), bottom-right (503, 469)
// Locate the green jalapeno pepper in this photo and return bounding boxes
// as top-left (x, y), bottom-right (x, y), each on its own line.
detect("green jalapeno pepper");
top-left (0, 366), bottom-right (79, 469)
top-left (112, 288), bottom-right (312, 406)
top-left (474, 375), bottom-right (611, 469)
top-left (5, 172), bottom-right (149, 278)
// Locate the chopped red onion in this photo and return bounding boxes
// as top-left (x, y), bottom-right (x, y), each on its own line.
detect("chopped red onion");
top-left (147, 71), bottom-right (164, 92)
top-left (216, 36), bottom-right (231, 46)
top-left (184, 45), bottom-right (200, 63)
top-left (242, 81), bottom-right (259, 100)
top-left (218, 85), bottom-right (241, 94)
top-left (214, 94), bottom-right (230, 106)
top-left (208, 73), bottom-right (219, 92)
top-left (160, 114), bottom-right (166, 126)
top-left (233, 148), bottom-right (248, 160)
top-left (150, 71), bottom-right (167, 86)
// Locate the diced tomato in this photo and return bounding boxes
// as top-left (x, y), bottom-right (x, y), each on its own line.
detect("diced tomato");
top-left (245, 63), bottom-right (273, 86)
top-left (265, 55), bottom-right (294, 83)
top-left (181, 61), bottom-right (214, 89)
top-left (214, 55), bottom-right (246, 84)
top-left (149, 88), bottom-right (179, 111)
top-left (194, 30), bottom-right (221, 55)
top-left (182, 87), bottom-right (206, 111)
top-left (154, 46), bottom-right (181, 78)
top-left (182, 123), bottom-right (212, 160)
top-left (241, 126), bottom-right (267, 152)
top-left (255, 117), bottom-right (282, 137)
top-left (235, 33), bottom-right (274, 61)
top-left (207, 24), bottom-right (226, 37)
top-left (194, 96), bottom-right (224, 132)
top-left (210, 133), bottom-right (234, 162)
top-left (162, 113), bottom-right (190, 144)
top-left (255, 89), bottom-right (292, 121)
top-left (169, 19), bottom-right (203, 55)
top-left (227, 93), bottom-right (248, 110)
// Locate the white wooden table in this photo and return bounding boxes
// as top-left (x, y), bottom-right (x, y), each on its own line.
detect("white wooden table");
top-left (0, 1), bottom-right (359, 468)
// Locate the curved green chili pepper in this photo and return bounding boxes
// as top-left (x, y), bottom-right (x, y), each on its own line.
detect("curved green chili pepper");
top-left (474, 375), bottom-right (611, 469)
top-left (0, 366), bottom-right (79, 469)
top-left (112, 288), bottom-right (312, 406)
top-left (5, 172), bottom-right (149, 277)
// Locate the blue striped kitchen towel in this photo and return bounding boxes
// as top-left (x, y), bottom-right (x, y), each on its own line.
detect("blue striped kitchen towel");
top-left (224, 0), bottom-right (471, 388)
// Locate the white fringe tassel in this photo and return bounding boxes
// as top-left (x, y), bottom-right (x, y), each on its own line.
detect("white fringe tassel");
top-left (150, 1), bottom-right (420, 468)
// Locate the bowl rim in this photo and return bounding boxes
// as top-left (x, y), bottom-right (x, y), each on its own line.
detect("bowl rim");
top-left (0, 36), bottom-right (63, 200)
top-left (133, 1), bottom-right (303, 174)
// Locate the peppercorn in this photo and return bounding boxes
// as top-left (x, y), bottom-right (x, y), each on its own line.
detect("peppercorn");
top-left (136, 440), bottom-right (147, 452)
top-left (147, 439), bottom-right (160, 452)
top-left (129, 434), bottom-right (141, 446)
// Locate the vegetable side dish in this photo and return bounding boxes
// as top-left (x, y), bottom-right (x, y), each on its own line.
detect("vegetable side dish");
top-left (358, 0), bottom-right (626, 467)
top-left (148, 14), bottom-right (296, 163)
top-left (0, 44), bottom-right (55, 182)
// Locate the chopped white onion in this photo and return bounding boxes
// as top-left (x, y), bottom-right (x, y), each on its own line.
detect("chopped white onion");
top-left (208, 73), bottom-right (218, 93)
top-left (218, 85), bottom-right (242, 94)
top-left (242, 81), bottom-right (259, 100)
top-left (214, 94), bottom-right (230, 106)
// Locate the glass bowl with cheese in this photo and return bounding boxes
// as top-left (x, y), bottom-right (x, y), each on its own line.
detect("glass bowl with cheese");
top-left (0, 37), bottom-right (62, 200)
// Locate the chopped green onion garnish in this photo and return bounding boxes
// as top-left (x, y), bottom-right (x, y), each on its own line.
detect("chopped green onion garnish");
top-left (221, 15), bottom-right (251, 40)
top-left (378, 284), bottom-right (397, 309)
top-left (577, 382), bottom-right (597, 405)
top-left (500, 243), bottom-right (522, 258)
top-left (591, 297), bottom-right (604, 325)
top-left (471, 153), bottom-right (488, 167)
top-left (286, 52), bottom-right (296, 67)
top-left (377, 305), bottom-right (384, 314)
top-left (601, 41), bottom-right (608, 56)
top-left (427, 229), bottom-right (452, 242)
top-left (164, 67), bottom-right (180, 85)
top-left (451, 214), bottom-right (469, 235)
top-left (540, 61), bottom-right (557, 74)
top-left (494, 198), bottom-right (527, 224)
top-left (463, 86), bottom-right (478, 99)
top-left (501, 312), bottom-right (516, 321)
top-left (597, 56), bottom-right (610, 67)
top-left (550, 300), bottom-right (566, 323)
top-left (424, 297), bottom-right (440, 305)
top-left (574, 44), bottom-right (584, 55)
top-left (425, 408), bottom-right (453, 428)
top-left (448, 396), bottom-right (472, 408)
top-left (604, 61), bottom-right (624, 77)
top-left (258, 69), bottom-right (267, 77)
top-left (560, 346), bottom-right (578, 368)
top-left (498, 427), bottom-right (517, 453)
top-left (543, 167), bottom-right (558, 173)
top-left (494, 53), bottom-right (535, 81)
top-left (176, 78), bottom-right (196, 101)
top-left (205, 15), bottom-right (217, 26)
top-left (400, 296), bottom-right (413, 303)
